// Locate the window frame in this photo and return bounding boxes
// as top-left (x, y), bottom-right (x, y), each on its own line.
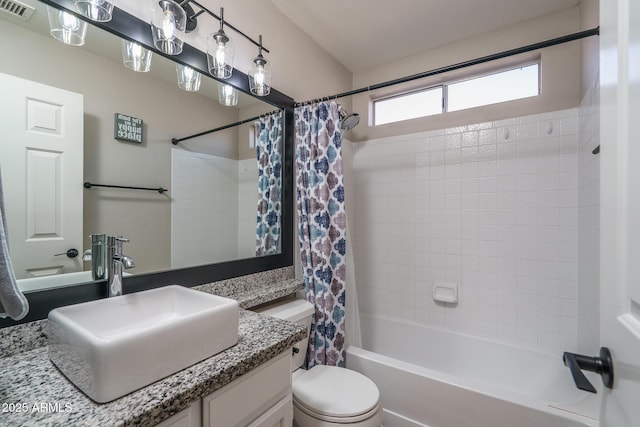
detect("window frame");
top-left (372, 59), bottom-right (541, 126)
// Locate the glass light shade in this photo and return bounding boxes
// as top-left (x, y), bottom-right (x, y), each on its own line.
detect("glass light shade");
top-left (150, 0), bottom-right (186, 55)
top-left (217, 83), bottom-right (238, 107)
top-left (47, 7), bottom-right (88, 46)
top-left (121, 40), bottom-right (153, 72)
top-left (206, 31), bottom-right (234, 79)
top-left (176, 64), bottom-right (201, 92)
top-left (248, 55), bottom-right (272, 97)
top-left (74, 0), bottom-right (113, 22)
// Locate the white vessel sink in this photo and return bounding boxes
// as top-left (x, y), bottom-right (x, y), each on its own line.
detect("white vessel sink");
top-left (48, 285), bottom-right (239, 403)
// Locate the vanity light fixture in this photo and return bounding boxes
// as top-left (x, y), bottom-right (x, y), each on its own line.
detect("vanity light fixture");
top-left (73, 0), bottom-right (113, 22)
top-left (46, 6), bottom-right (87, 46)
top-left (121, 40), bottom-right (153, 72)
top-left (248, 35), bottom-right (271, 97)
top-left (146, 1), bottom-right (274, 97)
top-left (150, 0), bottom-right (187, 55)
top-left (217, 83), bottom-right (238, 106)
top-left (176, 64), bottom-right (201, 92)
top-left (207, 7), bottom-right (234, 79)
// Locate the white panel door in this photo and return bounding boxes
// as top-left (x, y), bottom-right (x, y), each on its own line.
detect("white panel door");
top-left (599, 0), bottom-right (640, 425)
top-left (0, 72), bottom-right (83, 279)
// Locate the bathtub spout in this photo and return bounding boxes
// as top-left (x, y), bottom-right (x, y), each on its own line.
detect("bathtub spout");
top-left (562, 347), bottom-right (614, 393)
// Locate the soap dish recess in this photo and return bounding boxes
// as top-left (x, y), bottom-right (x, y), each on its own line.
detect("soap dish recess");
top-left (433, 282), bottom-right (458, 304)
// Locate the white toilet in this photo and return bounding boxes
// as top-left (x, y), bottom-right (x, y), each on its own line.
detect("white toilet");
top-left (257, 298), bottom-right (383, 427)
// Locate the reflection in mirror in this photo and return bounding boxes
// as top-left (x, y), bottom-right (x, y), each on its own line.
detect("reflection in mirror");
top-left (0, 0), bottom-right (283, 292)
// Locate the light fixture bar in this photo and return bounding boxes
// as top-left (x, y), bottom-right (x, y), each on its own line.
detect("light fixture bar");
top-left (184, 0), bottom-right (269, 53)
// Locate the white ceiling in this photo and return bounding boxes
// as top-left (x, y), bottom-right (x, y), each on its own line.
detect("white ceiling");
top-left (270, 0), bottom-right (580, 73)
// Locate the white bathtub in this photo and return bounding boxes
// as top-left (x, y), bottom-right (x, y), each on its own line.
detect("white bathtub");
top-left (346, 314), bottom-right (600, 427)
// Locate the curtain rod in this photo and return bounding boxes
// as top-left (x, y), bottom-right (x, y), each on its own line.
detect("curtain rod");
top-left (84, 182), bottom-right (168, 194)
top-left (294, 27), bottom-right (599, 107)
top-left (171, 109), bottom-right (281, 145)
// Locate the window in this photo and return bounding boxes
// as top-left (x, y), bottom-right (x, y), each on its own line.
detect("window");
top-left (373, 62), bottom-right (540, 126)
top-left (374, 87), bottom-right (443, 126)
top-left (447, 64), bottom-right (539, 112)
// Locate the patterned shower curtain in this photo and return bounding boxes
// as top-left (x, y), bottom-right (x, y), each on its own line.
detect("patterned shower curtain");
top-left (255, 113), bottom-right (283, 256)
top-left (295, 101), bottom-right (347, 368)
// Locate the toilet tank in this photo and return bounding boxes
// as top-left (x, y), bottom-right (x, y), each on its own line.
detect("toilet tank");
top-left (256, 298), bottom-right (314, 371)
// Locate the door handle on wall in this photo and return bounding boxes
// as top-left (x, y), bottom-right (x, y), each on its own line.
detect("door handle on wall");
top-left (562, 347), bottom-right (614, 393)
top-left (54, 249), bottom-right (79, 258)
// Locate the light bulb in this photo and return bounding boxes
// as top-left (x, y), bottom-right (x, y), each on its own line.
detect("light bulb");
top-left (183, 67), bottom-right (195, 80)
top-left (218, 83), bottom-right (238, 106)
top-left (60, 11), bottom-right (80, 30)
top-left (122, 40), bottom-right (152, 72)
top-left (215, 42), bottom-right (226, 68)
top-left (161, 10), bottom-right (176, 39)
top-left (131, 43), bottom-right (143, 57)
top-left (150, 0), bottom-right (185, 55)
top-left (177, 64), bottom-right (200, 91)
top-left (254, 66), bottom-right (265, 86)
top-left (48, 6), bottom-right (87, 46)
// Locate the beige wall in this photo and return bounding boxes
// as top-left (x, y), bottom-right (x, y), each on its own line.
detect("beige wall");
top-left (347, 7), bottom-right (583, 142)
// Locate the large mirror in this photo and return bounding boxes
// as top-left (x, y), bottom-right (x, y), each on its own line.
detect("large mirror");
top-left (0, 0), bottom-right (294, 324)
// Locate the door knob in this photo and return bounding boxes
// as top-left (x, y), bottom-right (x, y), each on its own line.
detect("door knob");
top-left (54, 248), bottom-right (79, 258)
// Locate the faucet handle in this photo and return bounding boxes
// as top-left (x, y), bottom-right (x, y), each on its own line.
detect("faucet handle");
top-left (562, 347), bottom-right (614, 393)
top-left (116, 237), bottom-right (130, 243)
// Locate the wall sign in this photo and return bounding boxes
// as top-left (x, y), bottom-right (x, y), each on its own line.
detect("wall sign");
top-left (114, 113), bottom-right (143, 143)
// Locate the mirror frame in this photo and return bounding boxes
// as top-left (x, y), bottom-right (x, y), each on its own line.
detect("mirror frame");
top-left (0, 0), bottom-right (295, 327)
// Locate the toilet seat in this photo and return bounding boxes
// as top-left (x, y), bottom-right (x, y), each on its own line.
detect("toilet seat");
top-left (292, 365), bottom-right (381, 423)
top-left (294, 396), bottom-right (382, 423)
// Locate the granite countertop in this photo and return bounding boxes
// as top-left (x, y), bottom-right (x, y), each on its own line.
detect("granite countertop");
top-left (0, 310), bottom-right (306, 427)
top-left (195, 278), bottom-right (303, 309)
top-left (0, 277), bottom-right (307, 427)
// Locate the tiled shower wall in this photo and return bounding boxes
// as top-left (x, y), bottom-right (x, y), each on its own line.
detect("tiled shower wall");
top-left (171, 149), bottom-right (258, 268)
top-left (351, 109), bottom-right (580, 355)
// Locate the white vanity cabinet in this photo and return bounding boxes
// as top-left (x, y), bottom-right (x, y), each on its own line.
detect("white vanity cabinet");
top-left (156, 350), bottom-right (292, 427)
top-left (155, 400), bottom-right (202, 427)
top-left (202, 351), bottom-right (292, 427)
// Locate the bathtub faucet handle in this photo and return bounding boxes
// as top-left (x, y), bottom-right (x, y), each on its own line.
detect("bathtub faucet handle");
top-left (562, 347), bottom-right (614, 393)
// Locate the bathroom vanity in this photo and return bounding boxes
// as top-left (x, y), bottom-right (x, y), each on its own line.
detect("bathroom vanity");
top-left (158, 351), bottom-right (292, 427)
top-left (0, 277), bottom-right (305, 427)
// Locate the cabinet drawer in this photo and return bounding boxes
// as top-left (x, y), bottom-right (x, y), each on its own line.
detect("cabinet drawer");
top-left (203, 351), bottom-right (291, 427)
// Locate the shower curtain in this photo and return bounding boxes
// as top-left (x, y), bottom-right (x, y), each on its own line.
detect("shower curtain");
top-left (295, 101), bottom-right (347, 368)
top-left (255, 113), bottom-right (283, 256)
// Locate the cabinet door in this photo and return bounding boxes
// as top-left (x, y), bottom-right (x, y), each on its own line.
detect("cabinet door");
top-left (246, 395), bottom-right (293, 427)
top-left (202, 352), bottom-right (291, 427)
top-left (155, 400), bottom-right (202, 427)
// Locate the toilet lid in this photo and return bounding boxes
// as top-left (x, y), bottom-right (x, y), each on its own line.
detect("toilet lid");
top-left (292, 366), bottom-right (380, 418)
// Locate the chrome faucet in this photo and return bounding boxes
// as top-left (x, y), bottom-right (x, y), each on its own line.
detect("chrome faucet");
top-left (107, 235), bottom-right (135, 297)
